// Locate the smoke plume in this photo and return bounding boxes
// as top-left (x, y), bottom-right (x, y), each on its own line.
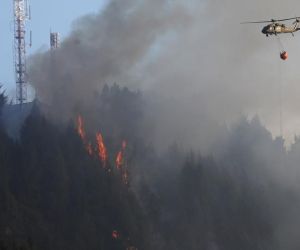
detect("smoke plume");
top-left (29, 0), bottom-right (300, 151)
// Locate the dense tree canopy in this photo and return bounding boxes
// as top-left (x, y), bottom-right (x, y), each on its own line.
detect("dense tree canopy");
top-left (0, 85), bottom-right (299, 249)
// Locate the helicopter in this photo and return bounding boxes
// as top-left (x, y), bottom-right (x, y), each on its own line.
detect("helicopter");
top-left (241, 17), bottom-right (300, 37)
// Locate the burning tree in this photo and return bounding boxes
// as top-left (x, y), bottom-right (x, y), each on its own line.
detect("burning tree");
top-left (116, 140), bottom-right (127, 169)
top-left (76, 115), bottom-right (93, 155)
top-left (96, 132), bottom-right (108, 167)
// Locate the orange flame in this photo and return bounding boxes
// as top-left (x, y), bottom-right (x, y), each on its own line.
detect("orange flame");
top-left (112, 230), bottom-right (120, 239)
top-left (77, 115), bottom-right (94, 156)
top-left (116, 140), bottom-right (127, 169)
top-left (96, 132), bottom-right (108, 166)
top-left (77, 115), bottom-right (86, 141)
top-left (116, 151), bottom-right (123, 169)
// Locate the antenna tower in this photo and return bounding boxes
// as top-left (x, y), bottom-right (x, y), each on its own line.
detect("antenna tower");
top-left (50, 32), bottom-right (60, 50)
top-left (13, 0), bottom-right (30, 105)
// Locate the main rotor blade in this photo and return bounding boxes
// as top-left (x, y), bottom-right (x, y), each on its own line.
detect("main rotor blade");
top-left (240, 20), bottom-right (274, 24)
top-left (276, 17), bottom-right (300, 21)
top-left (241, 17), bottom-right (300, 24)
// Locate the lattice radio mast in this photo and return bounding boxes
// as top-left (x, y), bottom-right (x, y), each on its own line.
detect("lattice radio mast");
top-left (50, 32), bottom-right (60, 50)
top-left (13, 0), bottom-right (31, 105)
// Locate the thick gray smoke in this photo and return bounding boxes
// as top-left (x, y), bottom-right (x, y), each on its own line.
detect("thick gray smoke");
top-left (28, 1), bottom-right (300, 248)
top-left (29, 0), bottom-right (300, 151)
top-left (29, 0), bottom-right (189, 122)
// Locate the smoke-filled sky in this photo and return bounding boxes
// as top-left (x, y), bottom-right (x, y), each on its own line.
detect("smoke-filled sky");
top-left (28, 0), bottom-right (300, 151)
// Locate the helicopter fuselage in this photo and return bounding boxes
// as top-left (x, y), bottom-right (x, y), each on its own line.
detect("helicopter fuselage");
top-left (262, 23), bottom-right (300, 36)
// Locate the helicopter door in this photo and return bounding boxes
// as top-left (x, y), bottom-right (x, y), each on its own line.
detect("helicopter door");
top-left (275, 26), bottom-right (281, 32)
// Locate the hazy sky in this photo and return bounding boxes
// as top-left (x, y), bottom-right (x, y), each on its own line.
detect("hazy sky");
top-left (27, 0), bottom-right (300, 149)
top-left (3, 0), bottom-right (300, 148)
top-left (0, 0), bottom-right (107, 95)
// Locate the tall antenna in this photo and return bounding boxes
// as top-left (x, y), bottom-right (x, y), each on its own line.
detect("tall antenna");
top-left (50, 32), bottom-right (60, 50)
top-left (13, 0), bottom-right (30, 105)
